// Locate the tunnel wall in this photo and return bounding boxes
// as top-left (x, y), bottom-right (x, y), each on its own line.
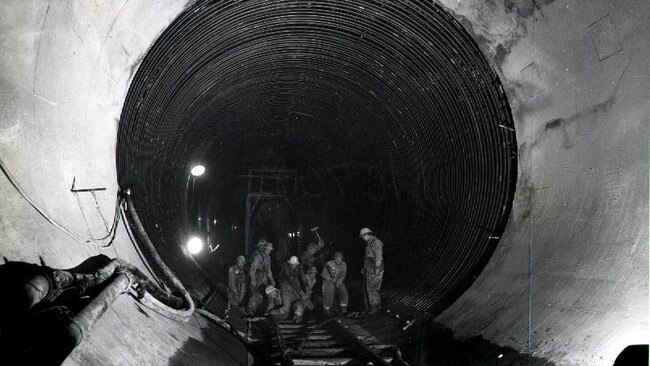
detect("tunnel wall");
top-left (0, 1), bottom-right (244, 365)
top-left (434, 0), bottom-right (649, 365)
top-left (0, 1), bottom-right (647, 366)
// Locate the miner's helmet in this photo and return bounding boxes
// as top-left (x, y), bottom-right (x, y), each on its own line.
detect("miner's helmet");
top-left (265, 285), bottom-right (277, 295)
top-left (359, 228), bottom-right (373, 237)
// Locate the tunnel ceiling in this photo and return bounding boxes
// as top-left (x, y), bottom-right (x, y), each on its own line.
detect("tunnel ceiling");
top-left (117, 0), bottom-right (517, 315)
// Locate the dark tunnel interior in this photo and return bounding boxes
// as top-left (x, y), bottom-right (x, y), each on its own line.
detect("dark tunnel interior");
top-left (116, 0), bottom-right (517, 317)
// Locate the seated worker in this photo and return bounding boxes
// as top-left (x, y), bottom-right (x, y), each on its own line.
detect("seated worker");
top-left (226, 255), bottom-right (247, 313)
top-left (302, 266), bottom-right (318, 315)
top-left (246, 268), bottom-right (269, 315)
top-left (321, 251), bottom-right (348, 316)
top-left (274, 256), bottom-right (308, 322)
top-left (264, 285), bottom-right (284, 315)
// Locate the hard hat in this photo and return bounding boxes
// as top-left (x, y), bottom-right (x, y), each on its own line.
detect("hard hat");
top-left (265, 285), bottom-right (277, 295)
top-left (287, 256), bottom-right (299, 265)
top-left (359, 228), bottom-right (373, 237)
top-left (236, 255), bottom-right (246, 263)
top-left (265, 242), bottom-right (274, 250)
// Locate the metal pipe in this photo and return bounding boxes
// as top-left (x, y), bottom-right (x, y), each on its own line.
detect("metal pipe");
top-left (124, 193), bottom-right (194, 320)
top-left (65, 273), bottom-right (132, 346)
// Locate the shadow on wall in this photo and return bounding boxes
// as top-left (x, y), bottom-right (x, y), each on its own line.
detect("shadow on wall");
top-left (422, 322), bottom-right (557, 366)
top-left (167, 314), bottom-right (247, 366)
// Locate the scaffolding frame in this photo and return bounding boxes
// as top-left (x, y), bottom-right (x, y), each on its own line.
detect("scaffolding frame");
top-left (240, 168), bottom-right (298, 256)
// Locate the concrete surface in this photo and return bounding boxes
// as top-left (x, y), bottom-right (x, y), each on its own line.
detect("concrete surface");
top-left (0, 1), bottom-right (244, 365)
top-left (0, 0), bottom-right (647, 365)
top-left (435, 0), bottom-right (649, 365)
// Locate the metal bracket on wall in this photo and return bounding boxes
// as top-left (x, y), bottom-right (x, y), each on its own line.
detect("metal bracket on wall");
top-left (70, 176), bottom-right (106, 193)
top-left (70, 176), bottom-right (110, 236)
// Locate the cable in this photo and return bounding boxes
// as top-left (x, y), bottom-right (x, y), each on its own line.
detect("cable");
top-left (0, 152), bottom-right (121, 248)
top-left (119, 201), bottom-right (167, 289)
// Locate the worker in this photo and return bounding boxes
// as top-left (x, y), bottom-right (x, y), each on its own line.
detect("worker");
top-left (300, 238), bottom-right (325, 271)
top-left (276, 255), bottom-right (308, 322)
top-left (264, 285), bottom-right (284, 315)
top-left (302, 266), bottom-right (318, 314)
top-left (250, 241), bottom-right (275, 288)
top-left (360, 228), bottom-right (383, 314)
top-left (246, 268), bottom-right (269, 315)
top-left (226, 255), bottom-right (247, 313)
top-left (321, 251), bottom-right (348, 316)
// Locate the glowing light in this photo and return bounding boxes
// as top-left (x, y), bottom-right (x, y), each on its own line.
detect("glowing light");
top-left (190, 165), bottom-right (206, 176)
top-left (187, 237), bottom-right (203, 254)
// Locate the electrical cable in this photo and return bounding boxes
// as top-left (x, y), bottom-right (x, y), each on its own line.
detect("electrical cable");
top-left (0, 152), bottom-right (121, 248)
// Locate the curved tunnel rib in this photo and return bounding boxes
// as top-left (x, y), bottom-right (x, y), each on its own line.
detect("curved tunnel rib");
top-left (117, 0), bottom-right (517, 316)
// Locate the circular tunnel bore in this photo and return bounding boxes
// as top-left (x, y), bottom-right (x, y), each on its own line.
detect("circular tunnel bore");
top-left (117, 0), bottom-right (517, 316)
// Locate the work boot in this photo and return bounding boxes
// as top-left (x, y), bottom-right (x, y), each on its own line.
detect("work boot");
top-left (366, 306), bottom-right (378, 315)
top-left (339, 306), bottom-right (347, 315)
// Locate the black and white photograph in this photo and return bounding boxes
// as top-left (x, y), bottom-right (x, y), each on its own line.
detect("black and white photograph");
top-left (0, 0), bottom-right (647, 365)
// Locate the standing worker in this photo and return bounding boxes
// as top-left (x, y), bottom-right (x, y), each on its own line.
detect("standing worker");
top-left (360, 228), bottom-right (383, 314)
top-left (321, 251), bottom-right (348, 316)
top-left (250, 241), bottom-right (275, 288)
top-left (226, 255), bottom-right (247, 314)
top-left (300, 227), bottom-right (325, 271)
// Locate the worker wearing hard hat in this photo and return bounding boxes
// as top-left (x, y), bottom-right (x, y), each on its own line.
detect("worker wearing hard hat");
top-left (246, 268), bottom-right (268, 315)
top-left (276, 256), bottom-right (308, 322)
top-left (321, 251), bottom-right (348, 316)
top-left (226, 255), bottom-right (247, 313)
top-left (264, 285), bottom-right (283, 315)
top-left (360, 228), bottom-right (383, 314)
top-left (250, 241), bottom-right (275, 288)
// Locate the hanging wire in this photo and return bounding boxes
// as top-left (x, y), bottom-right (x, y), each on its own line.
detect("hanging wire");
top-left (0, 153), bottom-right (121, 248)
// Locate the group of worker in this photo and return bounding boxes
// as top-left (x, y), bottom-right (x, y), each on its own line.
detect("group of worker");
top-left (226, 227), bottom-right (384, 322)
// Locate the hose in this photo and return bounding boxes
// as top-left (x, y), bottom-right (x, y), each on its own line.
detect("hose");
top-left (123, 193), bottom-right (194, 320)
top-left (195, 308), bottom-right (255, 345)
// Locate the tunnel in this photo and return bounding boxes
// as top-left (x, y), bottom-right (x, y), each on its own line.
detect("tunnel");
top-left (116, 0), bottom-right (517, 316)
top-left (0, 0), bottom-right (648, 365)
